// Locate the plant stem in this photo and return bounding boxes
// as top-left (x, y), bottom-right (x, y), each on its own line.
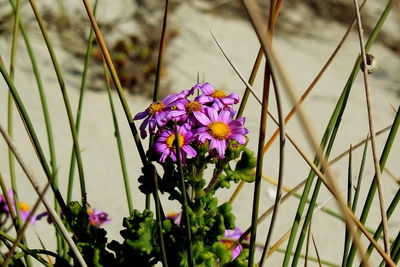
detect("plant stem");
top-left (174, 124), bottom-right (193, 267)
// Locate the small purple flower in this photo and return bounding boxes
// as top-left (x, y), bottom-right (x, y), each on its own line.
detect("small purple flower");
top-left (166, 212), bottom-right (181, 225)
top-left (167, 99), bottom-right (207, 126)
top-left (88, 208), bottom-right (111, 227)
top-left (134, 92), bottom-right (187, 138)
top-left (195, 83), bottom-right (239, 111)
top-left (221, 227), bottom-right (247, 260)
top-left (153, 124), bottom-right (197, 164)
top-left (196, 108), bottom-right (248, 159)
top-left (0, 190), bottom-right (37, 224)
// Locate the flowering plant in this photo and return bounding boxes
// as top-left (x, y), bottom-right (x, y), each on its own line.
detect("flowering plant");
top-left (118, 82), bottom-right (256, 266)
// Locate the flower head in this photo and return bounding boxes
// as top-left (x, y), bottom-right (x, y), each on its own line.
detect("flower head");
top-left (195, 82), bottom-right (239, 111)
top-left (134, 92), bottom-right (187, 138)
top-left (221, 227), bottom-right (248, 260)
top-left (153, 124), bottom-right (197, 164)
top-left (88, 208), bottom-right (111, 227)
top-left (196, 108), bottom-right (248, 159)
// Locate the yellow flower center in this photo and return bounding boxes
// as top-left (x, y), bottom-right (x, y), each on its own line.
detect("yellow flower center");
top-left (87, 208), bottom-right (93, 215)
top-left (148, 101), bottom-right (165, 115)
top-left (211, 89), bottom-right (226, 99)
top-left (208, 122), bottom-right (231, 140)
top-left (19, 202), bottom-right (30, 212)
top-left (166, 133), bottom-right (184, 148)
top-left (185, 101), bottom-right (202, 113)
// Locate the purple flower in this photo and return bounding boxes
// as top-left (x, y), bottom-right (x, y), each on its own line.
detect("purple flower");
top-left (166, 212), bottom-right (181, 225)
top-left (195, 83), bottom-right (239, 111)
top-left (196, 108), bottom-right (248, 159)
top-left (88, 208), bottom-right (111, 227)
top-left (167, 99), bottom-right (207, 126)
top-left (153, 124), bottom-right (197, 164)
top-left (0, 190), bottom-right (37, 224)
top-left (221, 227), bottom-right (247, 260)
top-left (134, 92), bottom-right (187, 138)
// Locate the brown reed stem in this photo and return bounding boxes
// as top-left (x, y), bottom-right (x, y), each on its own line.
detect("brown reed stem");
top-left (353, 0), bottom-right (391, 255)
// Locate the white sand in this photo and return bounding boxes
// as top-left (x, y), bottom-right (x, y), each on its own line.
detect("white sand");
top-left (0, 1), bottom-right (399, 266)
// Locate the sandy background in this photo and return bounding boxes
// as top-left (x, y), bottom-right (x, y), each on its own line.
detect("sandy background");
top-left (0, 1), bottom-right (399, 266)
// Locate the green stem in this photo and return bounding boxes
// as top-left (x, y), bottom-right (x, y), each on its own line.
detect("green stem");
top-left (0, 56), bottom-right (68, 220)
top-left (283, 1), bottom-right (393, 265)
top-left (103, 63), bottom-right (133, 213)
top-left (66, 0), bottom-right (99, 204)
top-left (153, 168), bottom-right (168, 267)
top-left (27, 0), bottom-right (87, 206)
top-left (174, 124), bottom-right (193, 267)
top-left (346, 104), bottom-right (399, 266)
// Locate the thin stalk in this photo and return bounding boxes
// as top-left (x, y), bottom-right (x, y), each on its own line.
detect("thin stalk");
top-left (341, 145), bottom-right (353, 266)
top-left (81, 0), bottom-right (147, 166)
top-left (0, 124), bottom-right (87, 267)
top-left (174, 124), bottom-right (193, 267)
top-left (259, 1), bottom-right (286, 263)
top-left (230, 0), bottom-right (367, 204)
top-left (353, 0), bottom-right (390, 253)
top-left (0, 56), bottom-right (68, 216)
top-left (279, 0), bottom-right (393, 263)
top-left (346, 104), bottom-right (400, 266)
top-left (67, 0), bottom-right (99, 204)
top-left (329, 126), bottom-right (389, 165)
top-left (103, 63), bottom-right (133, 213)
top-left (363, 187), bottom-right (400, 264)
top-left (351, 135), bottom-right (369, 213)
top-left (7, 0), bottom-right (32, 265)
top-left (247, 58), bottom-right (271, 267)
top-left (311, 235), bottom-right (322, 267)
top-left (153, 0), bottom-right (169, 102)
top-left (7, 0), bottom-right (62, 252)
top-left (241, 0), bottom-right (394, 265)
top-left (27, 0), bottom-right (87, 206)
top-left (343, 138), bottom-right (368, 266)
top-left (152, 168), bottom-right (168, 267)
top-left (146, 0), bottom-right (170, 211)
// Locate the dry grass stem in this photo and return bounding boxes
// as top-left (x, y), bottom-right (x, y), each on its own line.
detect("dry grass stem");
top-left (241, 0), bottom-right (395, 265)
top-left (353, 0), bottom-right (391, 254)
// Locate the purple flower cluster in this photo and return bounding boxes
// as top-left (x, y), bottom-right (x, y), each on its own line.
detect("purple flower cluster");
top-left (134, 82), bottom-right (248, 162)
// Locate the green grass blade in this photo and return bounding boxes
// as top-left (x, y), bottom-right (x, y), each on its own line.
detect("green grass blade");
top-left (342, 137), bottom-right (369, 266)
top-left (283, 1), bottom-right (393, 264)
top-left (341, 146), bottom-right (353, 266)
top-left (66, 0), bottom-right (99, 204)
top-left (346, 103), bottom-right (399, 266)
top-left (27, 0), bottom-right (87, 205)
top-left (103, 64), bottom-right (133, 214)
top-left (0, 57), bottom-right (68, 215)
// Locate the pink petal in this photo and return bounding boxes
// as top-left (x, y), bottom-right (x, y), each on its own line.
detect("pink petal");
top-left (201, 82), bottom-right (214, 94)
top-left (195, 112), bottom-right (212, 126)
top-left (219, 110), bottom-right (233, 123)
top-left (206, 107), bottom-right (219, 122)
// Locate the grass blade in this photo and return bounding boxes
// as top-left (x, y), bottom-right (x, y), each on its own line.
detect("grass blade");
top-left (103, 63), bottom-right (133, 214)
top-left (67, 0), bottom-right (99, 204)
top-left (27, 0), bottom-right (87, 205)
top-left (346, 104), bottom-right (400, 266)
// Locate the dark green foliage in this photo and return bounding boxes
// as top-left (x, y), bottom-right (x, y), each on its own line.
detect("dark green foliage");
top-left (67, 202), bottom-right (114, 267)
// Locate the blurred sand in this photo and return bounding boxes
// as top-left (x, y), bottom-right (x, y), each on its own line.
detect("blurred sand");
top-left (0, 1), bottom-right (399, 266)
